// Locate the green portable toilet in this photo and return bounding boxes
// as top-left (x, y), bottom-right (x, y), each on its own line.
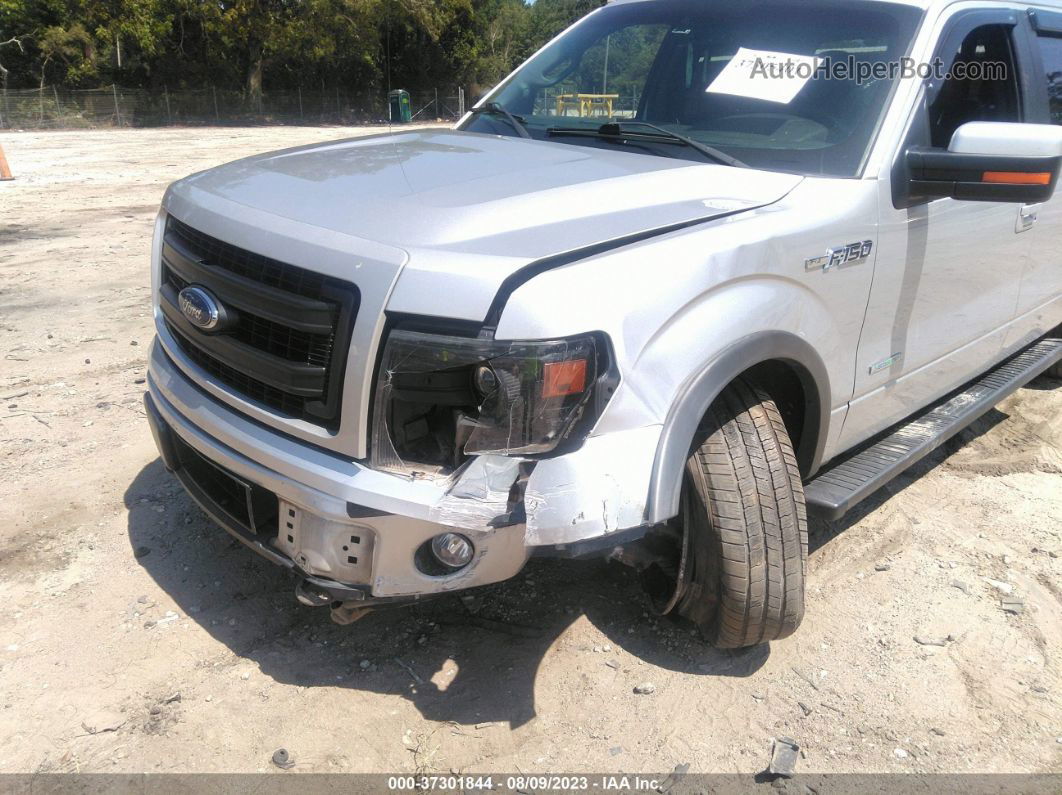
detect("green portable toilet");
top-left (388, 89), bottom-right (412, 123)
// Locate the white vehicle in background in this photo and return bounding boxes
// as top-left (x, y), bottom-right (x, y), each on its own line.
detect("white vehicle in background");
top-left (145, 0), bottom-right (1062, 648)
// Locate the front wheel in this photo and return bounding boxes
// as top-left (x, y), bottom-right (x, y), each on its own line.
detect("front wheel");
top-left (648, 378), bottom-right (809, 648)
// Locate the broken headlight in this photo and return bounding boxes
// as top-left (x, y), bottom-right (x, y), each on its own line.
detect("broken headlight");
top-left (371, 330), bottom-right (608, 475)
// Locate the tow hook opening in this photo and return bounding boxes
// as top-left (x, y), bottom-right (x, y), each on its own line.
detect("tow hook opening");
top-left (294, 579), bottom-right (333, 607)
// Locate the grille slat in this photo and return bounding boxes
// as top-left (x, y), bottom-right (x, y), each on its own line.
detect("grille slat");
top-left (169, 218), bottom-right (329, 299)
top-left (162, 217), bottom-right (359, 429)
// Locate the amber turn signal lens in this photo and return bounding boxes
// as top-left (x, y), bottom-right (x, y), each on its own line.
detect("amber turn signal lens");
top-left (542, 359), bottom-right (587, 398)
top-left (981, 171), bottom-right (1051, 185)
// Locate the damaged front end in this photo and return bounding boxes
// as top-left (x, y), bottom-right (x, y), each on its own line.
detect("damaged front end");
top-left (285, 328), bottom-right (621, 622)
top-left (148, 314), bottom-right (651, 628)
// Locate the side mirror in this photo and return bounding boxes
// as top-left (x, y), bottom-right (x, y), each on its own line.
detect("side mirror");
top-left (904, 122), bottom-right (1062, 203)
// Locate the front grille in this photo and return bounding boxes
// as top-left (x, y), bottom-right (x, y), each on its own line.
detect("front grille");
top-left (160, 217), bottom-right (359, 428)
top-left (165, 268), bottom-right (336, 371)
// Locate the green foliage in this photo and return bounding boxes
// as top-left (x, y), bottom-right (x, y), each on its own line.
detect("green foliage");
top-left (0, 0), bottom-right (606, 95)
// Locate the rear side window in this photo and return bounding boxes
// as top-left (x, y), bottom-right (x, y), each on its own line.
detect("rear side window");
top-left (1036, 34), bottom-right (1062, 123)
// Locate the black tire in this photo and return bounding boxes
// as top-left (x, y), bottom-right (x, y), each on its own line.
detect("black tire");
top-left (674, 378), bottom-right (808, 648)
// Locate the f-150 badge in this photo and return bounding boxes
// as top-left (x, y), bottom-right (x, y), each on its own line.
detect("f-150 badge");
top-left (804, 240), bottom-right (873, 272)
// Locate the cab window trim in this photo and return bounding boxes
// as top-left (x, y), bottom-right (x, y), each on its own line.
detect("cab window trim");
top-left (1028, 7), bottom-right (1062, 35)
top-left (1026, 7), bottom-right (1062, 125)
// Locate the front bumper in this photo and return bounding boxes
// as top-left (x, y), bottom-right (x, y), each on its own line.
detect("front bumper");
top-left (146, 338), bottom-right (658, 601)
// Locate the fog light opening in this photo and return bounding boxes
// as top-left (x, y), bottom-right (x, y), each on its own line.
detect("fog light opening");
top-left (432, 532), bottom-right (474, 568)
top-left (415, 533), bottom-right (475, 576)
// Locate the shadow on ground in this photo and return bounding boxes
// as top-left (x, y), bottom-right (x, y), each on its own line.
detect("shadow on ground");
top-left (125, 460), bottom-right (769, 729)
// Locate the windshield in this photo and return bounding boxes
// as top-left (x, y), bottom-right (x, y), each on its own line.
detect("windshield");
top-left (460, 0), bottom-right (923, 177)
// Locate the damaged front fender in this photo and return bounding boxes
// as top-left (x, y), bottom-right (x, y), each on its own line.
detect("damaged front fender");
top-left (415, 423), bottom-right (661, 557)
top-left (522, 424), bottom-right (661, 547)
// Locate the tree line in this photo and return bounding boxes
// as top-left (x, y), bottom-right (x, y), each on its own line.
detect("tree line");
top-left (0, 0), bottom-right (604, 99)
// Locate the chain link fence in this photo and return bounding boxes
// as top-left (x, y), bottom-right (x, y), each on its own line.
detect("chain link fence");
top-left (0, 85), bottom-right (466, 129)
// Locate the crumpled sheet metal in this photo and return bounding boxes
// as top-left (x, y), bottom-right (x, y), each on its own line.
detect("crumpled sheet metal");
top-left (522, 424), bottom-right (662, 546)
top-left (427, 455), bottom-right (522, 530)
top-left (420, 425), bottom-right (661, 546)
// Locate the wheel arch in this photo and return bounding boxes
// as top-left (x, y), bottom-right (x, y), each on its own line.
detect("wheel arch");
top-left (645, 330), bottom-right (830, 524)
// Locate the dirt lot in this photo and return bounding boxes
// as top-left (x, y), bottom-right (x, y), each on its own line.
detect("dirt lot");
top-left (0, 127), bottom-right (1060, 777)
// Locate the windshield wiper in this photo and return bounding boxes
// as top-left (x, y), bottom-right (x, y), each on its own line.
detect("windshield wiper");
top-left (467, 102), bottom-right (532, 139)
top-left (547, 121), bottom-right (747, 168)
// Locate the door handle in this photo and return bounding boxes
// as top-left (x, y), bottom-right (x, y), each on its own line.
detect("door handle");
top-left (1016, 203), bottom-right (1041, 233)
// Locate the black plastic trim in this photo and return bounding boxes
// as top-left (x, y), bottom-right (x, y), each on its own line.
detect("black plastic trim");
top-left (905, 148), bottom-right (1062, 203)
top-left (908, 178), bottom-right (1057, 202)
top-left (908, 149), bottom-right (1061, 179)
top-left (346, 503), bottom-right (393, 519)
top-left (1029, 8), bottom-right (1062, 35)
top-left (143, 391), bottom-right (180, 471)
top-left (532, 524), bottom-right (650, 559)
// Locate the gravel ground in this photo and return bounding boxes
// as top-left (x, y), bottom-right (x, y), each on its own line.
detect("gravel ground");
top-left (0, 127), bottom-right (1060, 777)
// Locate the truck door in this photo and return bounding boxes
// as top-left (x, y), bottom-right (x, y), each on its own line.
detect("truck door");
top-left (1008, 8), bottom-right (1062, 340)
top-left (840, 9), bottom-right (1038, 451)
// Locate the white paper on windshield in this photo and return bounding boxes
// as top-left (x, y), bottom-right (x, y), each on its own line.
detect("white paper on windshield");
top-left (706, 47), bottom-right (822, 104)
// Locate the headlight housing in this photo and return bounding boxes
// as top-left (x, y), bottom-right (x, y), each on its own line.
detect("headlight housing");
top-left (371, 330), bottom-right (610, 475)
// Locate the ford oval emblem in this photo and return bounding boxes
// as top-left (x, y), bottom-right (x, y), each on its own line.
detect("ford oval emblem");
top-left (178, 286), bottom-right (221, 331)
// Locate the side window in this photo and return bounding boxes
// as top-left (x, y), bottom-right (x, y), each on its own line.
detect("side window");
top-left (928, 24), bottom-right (1022, 148)
top-left (1036, 34), bottom-right (1062, 123)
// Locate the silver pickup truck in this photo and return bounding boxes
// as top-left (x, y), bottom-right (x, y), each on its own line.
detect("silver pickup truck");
top-left (145, 0), bottom-right (1062, 648)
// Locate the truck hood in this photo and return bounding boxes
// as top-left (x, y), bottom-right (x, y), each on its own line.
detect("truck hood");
top-left (171, 128), bottom-right (799, 257)
top-left (165, 128), bottom-right (801, 320)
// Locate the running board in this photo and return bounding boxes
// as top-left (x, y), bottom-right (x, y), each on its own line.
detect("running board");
top-left (806, 338), bottom-right (1062, 520)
